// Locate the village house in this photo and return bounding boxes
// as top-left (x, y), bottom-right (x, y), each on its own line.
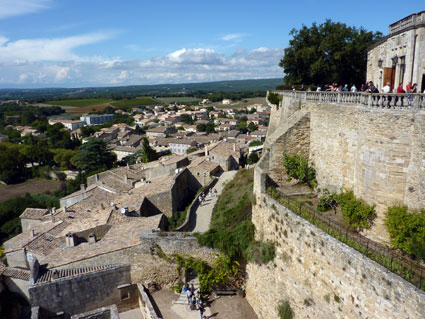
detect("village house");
top-left (48, 118), bottom-right (85, 131)
top-left (169, 138), bottom-right (197, 154)
top-left (146, 126), bottom-right (177, 138)
top-left (80, 114), bottom-right (114, 126)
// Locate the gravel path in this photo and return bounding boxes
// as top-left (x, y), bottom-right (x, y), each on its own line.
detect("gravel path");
top-left (190, 170), bottom-right (237, 233)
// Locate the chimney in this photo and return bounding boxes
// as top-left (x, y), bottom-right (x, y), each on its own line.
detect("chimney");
top-left (88, 233), bottom-right (96, 244)
top-left (66, 232), bottom-right (75, 247)
top-left (204, 145), bottom-right (208, 156)
top-left (127, 163), bottom-right (130, 170)
top-left (95, 173), bottom-right (99, 182)
top-left (80, 184), bottom-right (86, 191)
top-left (233, 143), bottom-right (236, 152)
top-left (63, 205), bottom-right (67, 213)
top-left (124, 173), bottom-right (128, 183)
top-left (30, 229), bottom-right (35, 237)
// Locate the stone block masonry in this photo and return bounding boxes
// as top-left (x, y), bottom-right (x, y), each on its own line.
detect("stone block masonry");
top-left (246, 177), bottom-right (425, 318)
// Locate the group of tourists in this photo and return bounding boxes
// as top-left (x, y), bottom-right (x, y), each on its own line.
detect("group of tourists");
top-left (198, 188), bottom-right (217, 206)
top-left (184, 284), bottom-right (205, 318)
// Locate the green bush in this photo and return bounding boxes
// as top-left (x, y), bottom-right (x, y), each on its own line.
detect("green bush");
top-left (283, 153), bottom-right (316, 188)
top-left (317, 189), bottom-right (337, 212)
top-left (277, 299), bottom-right (294, 319)
top-left (248, 140), bottom-right (263, 147)
top-left (336, 191), bottom-right (375, 231)
top-left (247, 152), bottom-right (259, 165)
top-left (385, 205), bottom-right (425, 259)
top-left (245, 240), bottom-right (276, 264)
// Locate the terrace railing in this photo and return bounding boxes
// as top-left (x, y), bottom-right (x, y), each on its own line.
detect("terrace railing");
top-left (273, 90), bottom-right (425, 110)
top-left (265, 185), bottom-right (425, 292)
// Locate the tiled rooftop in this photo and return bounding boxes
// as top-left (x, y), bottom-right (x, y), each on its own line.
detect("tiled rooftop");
top-left (20, 208), bottom-right (50, 220)
top-left (35, 264), bottom-right (123, 285)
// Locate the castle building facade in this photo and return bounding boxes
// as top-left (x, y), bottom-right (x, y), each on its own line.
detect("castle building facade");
top-left (367, 11), bottom-right (425, 92)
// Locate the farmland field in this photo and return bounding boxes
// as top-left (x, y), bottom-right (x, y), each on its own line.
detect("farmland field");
top-left (215, 97), bottom-right (267, 109)
top-left (65, 103), bottom-right (112, 114)
top-left (156, 96), bottom-right (200, 104)
top-left (111, 97), bottom-right (156, 107)
top-left (45, 99), bottom-right (112, 108)
top-left (0, 179), bottom-right (62, 202)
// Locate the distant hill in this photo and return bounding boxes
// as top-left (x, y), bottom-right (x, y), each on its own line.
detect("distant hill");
top-left (0, 78), bottom-right (283, 99)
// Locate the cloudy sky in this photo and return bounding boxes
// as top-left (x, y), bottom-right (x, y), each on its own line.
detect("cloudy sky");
top-left (0, 0), bottom-right (423, 88)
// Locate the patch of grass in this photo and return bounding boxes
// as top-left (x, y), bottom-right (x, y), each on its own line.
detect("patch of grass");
top-left (197, 169), bottom-right (275, 263)
top-left (277, 299), bottom-right (294, 319)
top-left (45, 99), bottom-right (111, 107)
top-left (324, 294), bottom-right (330, 303)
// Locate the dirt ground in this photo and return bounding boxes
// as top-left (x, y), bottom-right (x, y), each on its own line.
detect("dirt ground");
top-left (151, 289), bottom-right (257, 319)
top-left (0, 179), bottom-right (62, 202)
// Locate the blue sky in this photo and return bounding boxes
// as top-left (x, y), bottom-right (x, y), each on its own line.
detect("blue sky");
top-left (0, 0), bottom-right (423, 88)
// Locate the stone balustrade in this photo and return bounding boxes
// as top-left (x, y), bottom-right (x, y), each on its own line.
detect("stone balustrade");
top-left (273, 90), bottom-right (425, 109)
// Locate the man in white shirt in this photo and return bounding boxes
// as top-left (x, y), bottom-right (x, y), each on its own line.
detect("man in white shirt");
top-left (382, 82), bottom-right (391, 93)
top-left (350, 84), bottom-right (357, 92)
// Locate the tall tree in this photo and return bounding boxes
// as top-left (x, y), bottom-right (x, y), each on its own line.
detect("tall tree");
top-left (279, 20), bottom-right (382, 86)
top-left (72, 138), bottom-right (116, 173)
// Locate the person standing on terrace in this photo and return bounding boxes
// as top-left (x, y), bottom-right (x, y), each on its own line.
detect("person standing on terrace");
top-left (382, 82), bottom-right (391, 93)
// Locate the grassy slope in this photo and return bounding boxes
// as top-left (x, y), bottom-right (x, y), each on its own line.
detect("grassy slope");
top-left (197, 169), bottom-right (255, 260)
top-left (45, 99), bottom-right (112, 107)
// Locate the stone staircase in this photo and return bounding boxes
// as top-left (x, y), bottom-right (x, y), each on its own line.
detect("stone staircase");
top-left (173, 278), bottom-right (200, 305)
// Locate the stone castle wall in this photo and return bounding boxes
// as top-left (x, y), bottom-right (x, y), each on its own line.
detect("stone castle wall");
top-left (246, 96), bottom-right (425, 318)
top-left (309, 103), bottom-right (425, 242)
top-left (246, 184), bottom-right (425, 319)
top-left (264, 95), bottom-right (425, 242)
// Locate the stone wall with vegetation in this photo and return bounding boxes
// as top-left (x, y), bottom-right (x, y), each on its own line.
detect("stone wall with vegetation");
top-left (309, 103), bottom-right (425, 242)
top-left (53, 232), bottom-right (218, 287)
top-left (246, 156), bottom-right (425, 319)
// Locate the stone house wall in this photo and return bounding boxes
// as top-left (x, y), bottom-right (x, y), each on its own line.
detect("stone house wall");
top-left (29, 265), bottom-right (133, 316)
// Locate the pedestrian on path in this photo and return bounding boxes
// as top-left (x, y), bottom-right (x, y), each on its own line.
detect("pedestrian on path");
top-left (199, 304), bottom-right (205, 319)
top-left (199, 195), bottom-right (203, 206)
top-left (190, 283), bottom-right (195, 294)
top-left (214, 188), bottom-right (217, 197)
top-left (186, 290), bottom-right (192, 304)
top-left (209, 188), bottom-right (212, 197)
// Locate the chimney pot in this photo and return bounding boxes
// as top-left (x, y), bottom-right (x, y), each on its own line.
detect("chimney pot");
top-left (95, 173), bottom-right (99, 181)
top-left (30, 229), bottom-right (35, 237)
top-left (88, 233), bottom-right (96, 244)
top-left (124, 173), bottom-right (128, 183)
top-left (80, 184), bottom-right (86, 191)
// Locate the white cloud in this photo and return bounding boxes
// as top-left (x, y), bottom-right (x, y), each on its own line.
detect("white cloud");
top-left (0, 33), bottom-right (111, 62)
top-left (0, 47), bottom-right (283, 87)
top-left (221, 33), bottom-right (246, 41)
top-left (0, 0), bottom-right (52, 19)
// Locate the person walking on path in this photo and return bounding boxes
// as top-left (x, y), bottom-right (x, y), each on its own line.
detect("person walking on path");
top-left (190, 283), bottom-right (195, 294)
top-left (198, 195), bottom-right (203, 206)
top-left (199, 304), bottom-right (205, 319)
top-left (186, 290), bottom-right (192, 305)
top-left (214, 188), bottom-right (217, 197)
top-left (208, 188), bottom-right (212, 197)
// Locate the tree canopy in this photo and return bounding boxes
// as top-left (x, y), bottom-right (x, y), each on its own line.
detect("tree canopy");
top-left (279, 20), bottom-right (382, 86)
top-left (72, 138), bottom-right (116, 173)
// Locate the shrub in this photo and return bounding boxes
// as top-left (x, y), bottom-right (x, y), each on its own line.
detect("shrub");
top-left (277, 299), bottom-right (294, 319)
top-left (249, 140), bottom-right (263, 147)
top-left (385, 205), bottom-right (425, 259)
top-left (335, 191), bottom-right (375, 231)
top-left (247, 152), bottom-right (259, 164)
top-left (317, 189), bottom-right (337, 212)
top-left (268, 92), bottom-right (281, 106)
top-left (282, 153), bottom-right (316, 188)
top-left (245, 240), bottom-right (276, 264)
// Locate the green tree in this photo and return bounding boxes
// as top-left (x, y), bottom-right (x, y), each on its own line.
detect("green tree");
top-left (124, 137), bottom-right (158, 164)
top-left (247, 152), bottom-right (259, 164)
top-left (179, 114), bottom-right (194, 124)
top-left (72, 138), bottom-right (116, 173)
top-left (52, 149), bottom-right (78, 170)
top-left (0, 143), bottom-right (27, 183)
top-left (248, 122), bottom-right (258, 133)
top-left (279, 20), bottom-right (382, 85)
top-left (386, 206), bottom-right (425, 259)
